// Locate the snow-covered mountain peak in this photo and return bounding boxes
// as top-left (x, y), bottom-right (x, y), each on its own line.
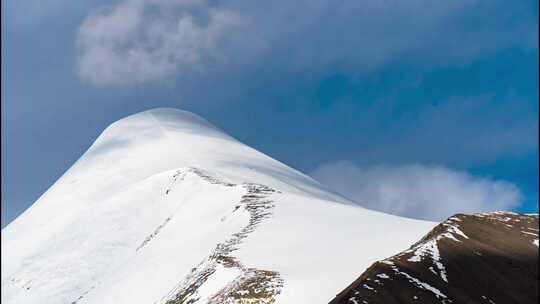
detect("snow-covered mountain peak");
top-left (2, 108), bottom-right (436, 304)
top-left (99, 108), bottom-right (229, 143)
top-left (80, 107), bottom-right (342, 204)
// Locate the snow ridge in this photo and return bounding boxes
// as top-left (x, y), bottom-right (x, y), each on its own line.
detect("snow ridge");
top-left (155, 168), bottom-right (283, 304)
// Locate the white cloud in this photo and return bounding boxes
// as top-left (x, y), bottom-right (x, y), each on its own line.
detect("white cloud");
top-left (75, 0), bottom-right (538, 86)
top-left (76, 0), bottom-right (243, 86)
top-left (310, 161), bottom-right (523, 221)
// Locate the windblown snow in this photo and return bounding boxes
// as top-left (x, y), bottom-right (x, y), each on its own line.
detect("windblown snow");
top-left (1, 108), bottom-right (435, 304)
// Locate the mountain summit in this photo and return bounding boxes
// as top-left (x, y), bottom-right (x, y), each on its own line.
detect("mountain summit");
top-left (2, 108), bottom-right (435, 303)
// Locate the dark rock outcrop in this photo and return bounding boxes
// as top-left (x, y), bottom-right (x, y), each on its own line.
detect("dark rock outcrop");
top-left (330, 212), bottom-right (539, 304)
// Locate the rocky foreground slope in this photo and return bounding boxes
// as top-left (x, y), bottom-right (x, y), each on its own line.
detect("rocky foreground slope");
top-left (329, 212), bottom-right (539, 304)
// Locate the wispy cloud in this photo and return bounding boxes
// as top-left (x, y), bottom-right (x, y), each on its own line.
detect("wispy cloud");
top-left (76, 0), bottom-right (244, 86)
top-left (310, 161), bottom-right (523, 221)
top-left (75, 0), bottom-right (538, 86)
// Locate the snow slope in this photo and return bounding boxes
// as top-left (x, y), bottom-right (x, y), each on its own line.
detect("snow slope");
top-left (1, 108), bottom-right (435, 304)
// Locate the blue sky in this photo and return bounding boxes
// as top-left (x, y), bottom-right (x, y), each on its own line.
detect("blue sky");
top-left (2, 0), bottom-right (538, 225)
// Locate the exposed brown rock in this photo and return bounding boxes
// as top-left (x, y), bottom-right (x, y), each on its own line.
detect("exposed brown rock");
top-left (156, 168), bottom-right (283, 304)
top-left (329, 212), bottom-right (539, 304)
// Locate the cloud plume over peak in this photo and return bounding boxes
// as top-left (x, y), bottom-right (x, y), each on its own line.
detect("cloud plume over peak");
top-left (311, 161), bottom-right (523, 221)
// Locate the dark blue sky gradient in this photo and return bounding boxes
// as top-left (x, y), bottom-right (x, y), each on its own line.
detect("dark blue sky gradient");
top-left (2, 0), bottom-right (538, 226)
